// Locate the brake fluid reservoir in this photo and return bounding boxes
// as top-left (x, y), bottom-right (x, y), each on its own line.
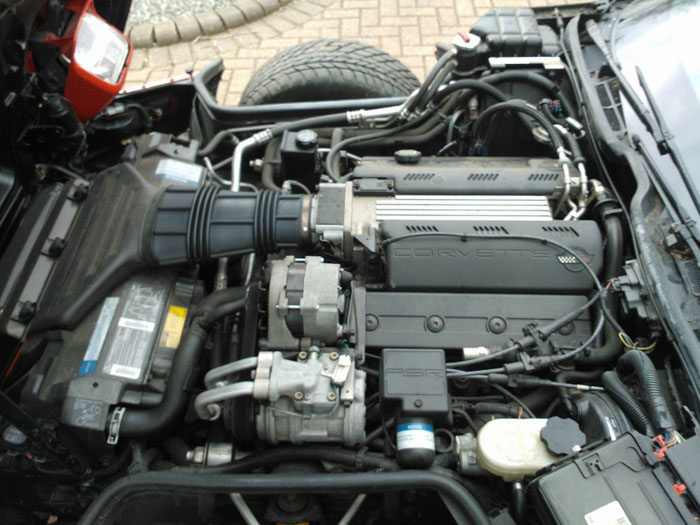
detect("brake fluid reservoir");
top-left (476, 418), bottom-right (559, 480)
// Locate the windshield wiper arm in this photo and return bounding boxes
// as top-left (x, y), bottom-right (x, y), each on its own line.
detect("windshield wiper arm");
top-left (585, 20), bottom-right (700, 217)
top-left (585, 20), bottom-right (668, 150)
top-left (633, 136), bottom-right (700, 264)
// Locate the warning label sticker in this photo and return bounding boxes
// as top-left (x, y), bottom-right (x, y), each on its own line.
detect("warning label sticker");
top-left (160, 305), bottom-right (188, 349)
top-left (584, 501), bottom-right (632, 525)
top-left (155, 159), bottom-right (203, 186)
top-left (80, 297), bottom-right (119, 376)
top-left (101, 283), bottom-right (166, 382)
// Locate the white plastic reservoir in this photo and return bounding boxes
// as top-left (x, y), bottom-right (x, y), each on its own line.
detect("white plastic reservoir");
top-left (476, 418), bottom-right (559, 480)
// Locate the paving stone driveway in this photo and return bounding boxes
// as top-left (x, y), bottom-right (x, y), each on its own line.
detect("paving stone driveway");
top-left (125, 0), bottom-right (583, 106)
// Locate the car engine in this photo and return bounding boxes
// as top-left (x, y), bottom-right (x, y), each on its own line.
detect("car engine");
top-left (2, 4), bottom-right (700, 524)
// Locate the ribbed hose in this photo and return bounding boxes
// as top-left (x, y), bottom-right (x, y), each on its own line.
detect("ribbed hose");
top-left (617, 350), bottom-right (675, 433)
top-left (601, 371), bottom-right (654, 436)
top-left (147, 186), bottom-right (309, 265)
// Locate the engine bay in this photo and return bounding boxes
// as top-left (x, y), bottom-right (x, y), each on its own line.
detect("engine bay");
top-left (2, 3), bottom-right (700, 524)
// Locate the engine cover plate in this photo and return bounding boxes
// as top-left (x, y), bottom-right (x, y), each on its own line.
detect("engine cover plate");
top-left (364, 292), bottom-right (591, 350)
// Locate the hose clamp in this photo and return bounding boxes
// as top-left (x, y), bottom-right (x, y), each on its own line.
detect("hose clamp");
top-left (107, 407), bottom-right (126, 445)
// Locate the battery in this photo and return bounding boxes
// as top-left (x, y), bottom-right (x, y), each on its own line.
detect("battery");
top-left (529, 432), bottom-right (699, 524)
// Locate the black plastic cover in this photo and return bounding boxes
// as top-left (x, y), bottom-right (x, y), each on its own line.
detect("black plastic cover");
top-left (365, 292), bottom-right (591, 350)
top-left (471, 9), bottom-right (553, 56)
top-left (380, 349), bottom-right (449, 425)
top-left (352, 156), bottom-right (563, 196)
top-left (530, 432), bottom-right (697, 524)
top-left (383, 220), bottom-right (603, 293)
top-left (540, 417), bottom-right (586, 456)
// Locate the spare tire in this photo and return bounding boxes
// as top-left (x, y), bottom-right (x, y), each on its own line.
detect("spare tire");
top-left (239, 39), bottom-right (420, 105)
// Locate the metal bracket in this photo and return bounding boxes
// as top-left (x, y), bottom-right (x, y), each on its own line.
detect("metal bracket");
top-left (107, 407), bottom-right (126, 445)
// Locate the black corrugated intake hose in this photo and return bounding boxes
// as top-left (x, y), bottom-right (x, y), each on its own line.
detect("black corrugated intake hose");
top-left (145, 186), bottom-right (309, 266)
top-left (116, 291), bottom-right (247, 439)
top-left (616, 350), bottom-right (675, 433)
top-left (601, 371), bottom-right (655, 436)
top-left (78, 470), bottom-right (490, 525)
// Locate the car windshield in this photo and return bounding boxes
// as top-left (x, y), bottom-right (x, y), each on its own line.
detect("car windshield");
top-left (614, 0), bottom-right (700, 218)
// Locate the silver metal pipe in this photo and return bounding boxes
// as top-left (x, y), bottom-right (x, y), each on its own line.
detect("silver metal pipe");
top-left (204, 357), bottom-right (259, 390)
top-left (195, 381), bottom-right (254, 420)
top-left (337, 494), bottom-right (367, 525)
top-left (230, 493), bottom-right (261, 525)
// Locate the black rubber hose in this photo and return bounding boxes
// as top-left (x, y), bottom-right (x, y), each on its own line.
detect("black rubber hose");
top-left (417, 60), bottom-right (456, 110)
top-left (269, 112), bottom-right (352, 139)
top-left (471, 100), bottom-right (564, 152)
top-left (410, 50), bottom-right (456, 112)
top-left (261, 139), bottom-right (283, 192)
top-left (602, 215), bottom-right (624, 283)
top-left (556, 369), bottom-right (604, 414)
top-left (180, 445), bottom-right (396, 474)
top-left (617, 350), bottom-right (675, 433)
top-left (326, 109), bottom-right (436, 180)
top-left (330, 127), bottom-right (344, 178)
top-left (78, 470), bottom-right (490, 525)
top-left (482, 71), bottom-right (577, 119)
top-left (193, 286), bottom-right (247, 316)
top-left (162, 438), bottom-right (190, 466)
top-left (474, 403), bottom-right (521, 418)
top-left (117, 295), bottom-right (247, 438)
top-left (432, 79), bottom-right (511, 106)
top-left (601, 371), bottom-right (655, 436)
top-left (577, 316), bottom-right (622, 367)
top-left (577, 213), bottom-right (624, 366)
top-left (198, 128), bottom-right (239, 158)
top-left (512, 387), bottom-right (556, 413)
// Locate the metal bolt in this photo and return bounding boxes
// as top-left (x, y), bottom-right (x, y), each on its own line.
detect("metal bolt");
top-left (487, 316), bottom-right (507, 334)
top-left (426, 315), bottom-right (444, 333)
top-left (365, 314), bottom-right (379, 331)
top-left (294, 392), bottom-right (304, 401)
top-left (414, 399), bottom-right (423, 408)
top-left (571, 444), bottom-right (582, 454)
top-left (298, 351), bottom-right (308, 360)
top-left (329, 352), bottom-right (339, 360)
top-left (558, 322), bottom-right (575, 336)
top-left (328, 392), bottom-right (337, 401)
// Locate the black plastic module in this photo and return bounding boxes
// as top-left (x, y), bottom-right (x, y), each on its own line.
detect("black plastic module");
top-left (380, 349), bottom-right (449, 425)
top-left (530, 432), bottom-right (700, 524)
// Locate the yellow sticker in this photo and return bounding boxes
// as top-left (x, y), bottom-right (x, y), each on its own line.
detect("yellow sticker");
top-left (160, 306), bottom-right (188, 349)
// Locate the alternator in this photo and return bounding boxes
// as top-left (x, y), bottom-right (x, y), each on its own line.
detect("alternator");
top-left (265, 256), bottom-right (345, 350)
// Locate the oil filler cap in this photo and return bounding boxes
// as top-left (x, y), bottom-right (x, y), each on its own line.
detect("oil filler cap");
top-left (394, 149), bottom-right (422, 165)
top-left (540, 417), bottom-right (586, 456)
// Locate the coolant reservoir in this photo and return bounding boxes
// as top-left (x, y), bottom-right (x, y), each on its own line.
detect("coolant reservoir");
top-left (476, 418), bottom-right (559, 480)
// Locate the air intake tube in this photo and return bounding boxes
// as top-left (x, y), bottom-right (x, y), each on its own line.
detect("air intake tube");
top-left (144, 186), bottom-right (311, 265)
